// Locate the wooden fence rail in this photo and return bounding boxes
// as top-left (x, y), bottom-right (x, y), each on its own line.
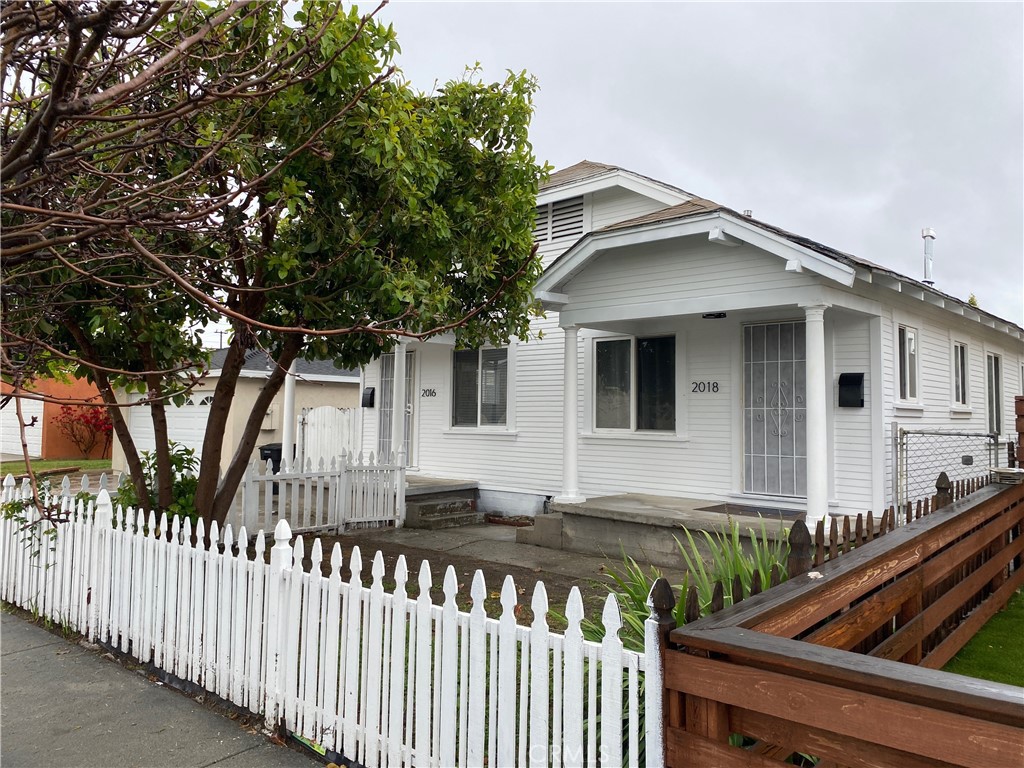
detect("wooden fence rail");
top-left (660, 479), bottom-right (1024, 767)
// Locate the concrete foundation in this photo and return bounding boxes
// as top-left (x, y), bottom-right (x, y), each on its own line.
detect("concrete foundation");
top-left (537, 493), bottom-right (799, 569)
top-left (477, 489), bottom-right (547, 517)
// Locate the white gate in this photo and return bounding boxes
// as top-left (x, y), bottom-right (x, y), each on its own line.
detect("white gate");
top-left (296, 406), bottom-right (357, 468)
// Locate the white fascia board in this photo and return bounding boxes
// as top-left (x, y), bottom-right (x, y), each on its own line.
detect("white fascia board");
top-left (715, 216), bottom-right (856, 287)
top-left (215, 370), bottom-right (360, 384)
top-left (535, 290), bottom-right (570, 309)
top-left (302, 373), bottom-right (361, 384)
top-left (560, 285), bottom-right (828, 327)
top-left (537, 170), bottom-right (691, 207)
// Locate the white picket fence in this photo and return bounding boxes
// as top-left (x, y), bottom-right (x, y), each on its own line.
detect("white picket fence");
top-left (0, 477), bottom-right (667, 767)
top-left (237, 451), bottom-right (405, 535)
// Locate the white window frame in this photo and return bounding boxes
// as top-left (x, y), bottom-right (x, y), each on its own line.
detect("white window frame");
top-left (951, 340), bottom-right (969, 408)
top-left (897, 324), bottom-right (919, 403)
top-left (986, 352), bottom-right (1002, 436)
top-left (593, 334), bottom-right (676, 433)
top-left (450, 347), bottom-right (510, 430)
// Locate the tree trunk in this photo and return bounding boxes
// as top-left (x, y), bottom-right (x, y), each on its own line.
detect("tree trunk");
top-left (140, 344), bottom-right (172, 510)
top-left (193, 338), bottom-right (248, 519)
top-left (210, 334), bottom-right (303, 525)
top-left (65, 320), bottom-right (150, 510)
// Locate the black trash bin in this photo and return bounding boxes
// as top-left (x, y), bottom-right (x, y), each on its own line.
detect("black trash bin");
top-left (259, 442), bottom-right (284, 473)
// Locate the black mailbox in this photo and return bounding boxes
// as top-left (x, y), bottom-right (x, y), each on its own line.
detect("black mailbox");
top-left (838, 373), bottom-right (864, 408)
top-left (361, 386), bottom-right (375, 408)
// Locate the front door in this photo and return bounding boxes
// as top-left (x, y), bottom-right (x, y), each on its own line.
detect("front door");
top-left (378, 350), bottom-right (415, 463)
top-left (743, 322), bottom-right (806, 496)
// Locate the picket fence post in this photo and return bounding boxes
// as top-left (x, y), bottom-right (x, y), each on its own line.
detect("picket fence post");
top-left (264, 518), bottom-right (293, 730)
top-left (645, 578), bottom-right (676, 768)
top-left (396, 458), bottom-right (407, 528)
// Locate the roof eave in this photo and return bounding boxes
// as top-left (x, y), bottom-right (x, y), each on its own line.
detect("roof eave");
top-left (538, 168), bottom-right (693, 208)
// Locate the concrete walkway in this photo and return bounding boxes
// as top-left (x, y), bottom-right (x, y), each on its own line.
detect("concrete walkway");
top-left (0, 613), bottom-right (319, 768)
top-left (346, 521), bottom-right (689, 584)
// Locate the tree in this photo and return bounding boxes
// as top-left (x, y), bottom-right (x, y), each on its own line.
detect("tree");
top-left (1, 1), bottom-right (544, 524)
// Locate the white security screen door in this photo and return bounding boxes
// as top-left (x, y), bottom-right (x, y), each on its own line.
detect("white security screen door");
top-left (743, 322), bottom-right (806, 496)
top-left (378, 351), bottom-right (415, 463)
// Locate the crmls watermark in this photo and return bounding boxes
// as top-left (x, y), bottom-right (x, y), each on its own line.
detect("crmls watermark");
top-left (539, 744), bottom-right (612, 764)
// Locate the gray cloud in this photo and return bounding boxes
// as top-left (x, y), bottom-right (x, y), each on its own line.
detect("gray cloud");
top-left (384, 1), bottom-right (1023, 323)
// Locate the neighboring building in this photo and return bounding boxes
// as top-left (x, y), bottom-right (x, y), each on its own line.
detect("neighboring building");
top-left (112, 349), bottom-right (360, 474)
top-left (358, 161), bottom-right (1024, 524)
top-left (1, 377), bottom-right (112, 460)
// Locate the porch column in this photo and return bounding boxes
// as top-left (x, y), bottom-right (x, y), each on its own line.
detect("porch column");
top-left (281, 359), bottom-right (297, 471)
top-left (554, 325), bottom-right (584, 503)
top-left (803, 304), bottom-right (830, 525)
top-left (391, 339), bottom-right (408, 466)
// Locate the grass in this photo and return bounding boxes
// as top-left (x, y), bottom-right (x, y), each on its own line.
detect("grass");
top-left (0, 458), bottom-right (113, 476)
top-left (942, 588), bottom-right (1024, 687)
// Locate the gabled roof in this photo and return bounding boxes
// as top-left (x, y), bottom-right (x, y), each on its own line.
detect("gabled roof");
top-left (206, 349), bottom-right (359, 382)
top-left (538, 159), bottom-right (696, 206)
top-left (537, 164), bottom-right (1024, 338)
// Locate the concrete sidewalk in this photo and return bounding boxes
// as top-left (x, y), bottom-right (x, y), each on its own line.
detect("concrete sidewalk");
top-left (0, 613), bottom-right (319, 768)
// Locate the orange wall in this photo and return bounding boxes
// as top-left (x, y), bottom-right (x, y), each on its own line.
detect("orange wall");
top-left (35, 379), bottom-right (112, 460)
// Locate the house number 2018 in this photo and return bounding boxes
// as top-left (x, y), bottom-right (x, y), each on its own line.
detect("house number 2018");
top-left (421, 388), bottom-right (437, 398)
top-left (691, 381), bottom-right (720, 393)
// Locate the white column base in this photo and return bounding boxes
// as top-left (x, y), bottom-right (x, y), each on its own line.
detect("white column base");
top-left (552, 494), bottom-right (586, 504)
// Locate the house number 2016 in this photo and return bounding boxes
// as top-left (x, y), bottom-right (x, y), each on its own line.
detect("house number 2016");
top-left (421, 388), bottom-right (437, 397)
top-left (691, 381), bottom-right (720, 393)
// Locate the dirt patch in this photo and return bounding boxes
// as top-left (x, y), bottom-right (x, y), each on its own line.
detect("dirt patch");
top-left (268, 526), bottom-right (626, 632)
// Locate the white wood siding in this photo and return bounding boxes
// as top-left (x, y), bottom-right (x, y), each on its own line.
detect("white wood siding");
top-left (877, 291), bottom-right (1024, 505)
top-left (564, 240), bottom-right (818, 314)
top-left (412, 318), bottom-right (566, 495)
top-left (831, 313), bottom-right (873, 515)
top-left (588, 187), bottom-right (667, 231)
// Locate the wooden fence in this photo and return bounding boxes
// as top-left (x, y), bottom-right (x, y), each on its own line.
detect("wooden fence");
top-left (656, 479), bottom-right (1024, 767)
top-left (237, 450), bottom-right (404, 534)
top-left (0, 477), bottom-right (663, 767)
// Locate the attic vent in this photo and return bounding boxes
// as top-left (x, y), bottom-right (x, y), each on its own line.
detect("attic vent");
top-left (533, 196), bottom-right (584, 243)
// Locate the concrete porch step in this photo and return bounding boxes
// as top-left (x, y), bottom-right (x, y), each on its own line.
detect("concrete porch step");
top-left (405, 496), bottom-right (483, 530)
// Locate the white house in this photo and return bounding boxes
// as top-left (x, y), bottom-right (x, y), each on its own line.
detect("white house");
top-left (359, 161), bottom-right (1024, 525)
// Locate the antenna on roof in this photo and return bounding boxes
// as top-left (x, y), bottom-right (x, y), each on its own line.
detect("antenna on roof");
top-left (921, 228), bottom-right (936, 285)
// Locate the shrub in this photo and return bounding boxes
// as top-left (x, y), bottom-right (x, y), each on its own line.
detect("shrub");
top-left (53, 405), bottom-right (112, 457)
top-left (114, 441), bottom-right (199, 522)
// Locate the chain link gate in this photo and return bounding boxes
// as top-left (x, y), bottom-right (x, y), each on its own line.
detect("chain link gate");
top-left (893, 424), bottom-right (998, 512)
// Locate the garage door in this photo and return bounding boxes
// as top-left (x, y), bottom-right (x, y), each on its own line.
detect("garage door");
top-left (0, 396), bottom-right (44, 458)
top-left (127, 394), bottom-right (213, 458)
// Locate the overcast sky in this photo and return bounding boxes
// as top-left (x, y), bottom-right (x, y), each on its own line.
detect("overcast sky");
top-left (379, 1), bottom-right (1024, 325)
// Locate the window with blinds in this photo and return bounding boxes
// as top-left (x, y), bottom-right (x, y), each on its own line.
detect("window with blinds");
top-left (533, 196), bottom-right (584, 244)
top-left (452, 348), bottom-right (508, 427)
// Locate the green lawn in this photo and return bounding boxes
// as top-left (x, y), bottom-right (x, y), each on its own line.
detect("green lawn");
top-left (942, 588), bottom-right (1024, 687)
top-left (0, 458), bottom-right (113, 477)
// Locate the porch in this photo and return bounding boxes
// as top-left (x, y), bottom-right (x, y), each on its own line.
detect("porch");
top-left (524, 493), bottom-right (803, 569)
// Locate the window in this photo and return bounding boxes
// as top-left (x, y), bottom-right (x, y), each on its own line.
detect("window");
top-left (952, 342), bottom-right (968, 406)
top-left (595, 336), bottom-right (675, 431)
top-left (452, 348), bottom-right (507, 427)
top-left (987, 353), bottom-right (1002, 435)
top-left (533, 196), bottom-right (584, 244)
top-left (898, 325), bottom-right (918, 401)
